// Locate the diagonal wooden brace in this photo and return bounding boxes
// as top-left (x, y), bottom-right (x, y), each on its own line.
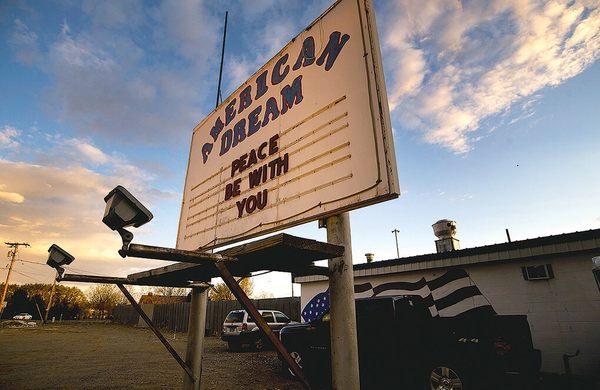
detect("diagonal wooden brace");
top-left (116, 283), bottom-right (196, 381)
top-left (214, 262), bottom-right (311, 389)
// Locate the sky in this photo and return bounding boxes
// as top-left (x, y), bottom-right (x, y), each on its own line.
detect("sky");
top-left (1, 0), bottom-right (599, 297)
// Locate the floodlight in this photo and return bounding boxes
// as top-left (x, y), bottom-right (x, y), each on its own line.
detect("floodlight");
top-left (103, 185), bottom-right (153, 257)
top-left (103, 185), bottom-right (153, 231)
top-left (47, 244), bottom-right (75, 277)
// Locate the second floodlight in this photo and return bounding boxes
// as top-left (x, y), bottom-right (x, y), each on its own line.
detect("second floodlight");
top-left (47, 244), bottom-right (75, 276)
top-left (102, 185), bottom-right (153, 231)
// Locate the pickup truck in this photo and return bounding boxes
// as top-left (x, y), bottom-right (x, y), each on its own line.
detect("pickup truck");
top-left (279, 295), bottom-right (541, 389)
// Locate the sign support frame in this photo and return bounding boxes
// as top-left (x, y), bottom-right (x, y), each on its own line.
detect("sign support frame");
top-left (325, 212), bottom-right (360, 390)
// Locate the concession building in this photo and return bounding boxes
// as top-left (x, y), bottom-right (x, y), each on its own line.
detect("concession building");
top-left (294, 224), bottom-right (600, 377)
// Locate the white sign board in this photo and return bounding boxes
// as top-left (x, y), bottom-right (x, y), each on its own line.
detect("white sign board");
top-left (177, 0), bottom-right (399, 250)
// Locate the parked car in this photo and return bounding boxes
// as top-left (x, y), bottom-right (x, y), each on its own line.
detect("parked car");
top-left (221, 309), bottom-right (294, 351)
top-left (12, 313), bottom-right (33, 320)
top-left (280, 295), bottom-right (541, 389)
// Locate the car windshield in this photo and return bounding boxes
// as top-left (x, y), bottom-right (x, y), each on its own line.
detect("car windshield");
top-left (224, 311), bottom-right (245, 323)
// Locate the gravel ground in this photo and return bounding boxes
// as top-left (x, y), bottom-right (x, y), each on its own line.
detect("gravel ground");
top-left (0, 322), bottom-right (303, 390)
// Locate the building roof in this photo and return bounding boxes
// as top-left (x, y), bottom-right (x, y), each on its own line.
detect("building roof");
top-left (295, 228), bottom-right (600, 283)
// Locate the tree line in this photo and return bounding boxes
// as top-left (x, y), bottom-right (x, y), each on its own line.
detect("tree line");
top-left (0, 283), bottom-right (128, 320)
top-left (1, 278), bottom-right (259, 320)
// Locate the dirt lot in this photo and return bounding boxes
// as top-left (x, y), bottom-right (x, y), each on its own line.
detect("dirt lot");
top-left (0, 322), bottom-right (303, 390)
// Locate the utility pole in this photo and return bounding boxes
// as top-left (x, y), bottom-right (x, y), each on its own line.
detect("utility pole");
top-left (392, 229), bottom-right (400, 258)
top-left (0, 242), bottom-right (30, 317)
top-left (44, 271), bottom-right (58, 323)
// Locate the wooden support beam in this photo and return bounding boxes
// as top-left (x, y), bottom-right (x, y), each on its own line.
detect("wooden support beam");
top-left (59, 273), bottom-right (192, 288)
top-left (116, 283), bottom-right (196, 381)
top-left (124, 243), bottom-right (235, 264)
top-left (214, 261), bottom-right (311, 389)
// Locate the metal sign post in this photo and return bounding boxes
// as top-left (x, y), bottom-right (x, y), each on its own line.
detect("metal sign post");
top-left (183, 286), bottom-right (209, 390)
top-left (325, 213), bottom-right (360, 390)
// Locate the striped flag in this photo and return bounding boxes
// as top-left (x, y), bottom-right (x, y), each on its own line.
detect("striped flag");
top-left (302, 268), bottom-right (495, 322)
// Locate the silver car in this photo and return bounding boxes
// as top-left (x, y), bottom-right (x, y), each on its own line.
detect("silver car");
top-left (12, 313), bottom-right (33, 320)
top-left (221, 309), bottom-right (293, 351)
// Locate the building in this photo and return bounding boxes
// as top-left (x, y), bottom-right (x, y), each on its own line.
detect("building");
top-left (294, 227), bottom-right (600, 376)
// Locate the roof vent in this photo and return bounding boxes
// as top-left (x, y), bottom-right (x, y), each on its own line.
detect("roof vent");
top-left (365, 253), bottom-right (374, 263)
top-left (432, 219), bottom-right (460, 253)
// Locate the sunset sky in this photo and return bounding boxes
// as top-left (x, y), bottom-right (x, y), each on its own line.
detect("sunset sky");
top-left (1, 0), bottom-right (599, 297)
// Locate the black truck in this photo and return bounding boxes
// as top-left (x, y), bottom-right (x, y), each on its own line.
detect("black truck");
top-left (279, 295), bottom-right (541, 389)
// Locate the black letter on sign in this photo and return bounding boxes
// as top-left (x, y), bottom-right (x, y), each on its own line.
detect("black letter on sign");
top-left (225, 98), bottom-right (237, 126)
top-left (316, 31), bottom-right (350, 71)
top-left (236, 198), bottom-right (246, 218)
top-left (210, 117), bottom-right (224, 142)
top-left (271, 53), bottom-right (289, 85)
top-left (220, 129), bottom-right (232, 156)
top-left (255, 70), bottom-right (269, 100)
top-left (293, 36), bottom-right (315, 70)
top-left (247, 105), bottom-right (262, 137)
top-left (280, 76), bottom-right (303, 115)
top-left (248, 166), bottom-right (262, 189)
top-left (232, 119), bottom-right (246, 148)
top-left (256, 189), bottom-right (267, 210)
top-left (202, 143), bottom-right (212, 164)
top-left (262, 97), bottom-right (280, 127)
top-left (238, 85), bottom-right (253, 114)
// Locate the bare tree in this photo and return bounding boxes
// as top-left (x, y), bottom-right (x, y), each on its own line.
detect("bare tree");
top-left (209, 278), bottom-right (253, 300)
top-left (152, 286), bottom-right (189, 297)
top-left (87, 284), bottom-right (125, 318)
top-left (254, 291), bottom-right (275, 299)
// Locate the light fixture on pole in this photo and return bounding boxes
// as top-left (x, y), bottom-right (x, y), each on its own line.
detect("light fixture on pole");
top-left (46, 244), bottom-right (75, 277)
top-left (102, 185), bottom-right (153, 257)
top-left (392, 229), bottom-right (400, 258)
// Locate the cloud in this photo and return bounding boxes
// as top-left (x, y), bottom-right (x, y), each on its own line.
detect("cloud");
top-left (66, 139), bottom-right (109, 165)
top-left (10, 18), bottom-right (41, 65)
top-left (0, 125), bottom-right (20, 149)
top-left (0, 135), bottom-right (177, 284)
top-left (383, 0), bottom-right (600, 153)
top-left (7, 3), bottom-right (220, 145)
top-left (0, 188), bottom-right (25, 204)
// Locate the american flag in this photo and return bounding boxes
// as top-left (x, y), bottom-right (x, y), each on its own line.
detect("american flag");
top-left (301, 268), bottom-right (495, 322)
top-left (301, 291), bottom-right (330, 322)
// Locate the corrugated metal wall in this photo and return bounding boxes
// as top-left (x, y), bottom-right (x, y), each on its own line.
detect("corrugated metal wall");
top-left (113, 297), bottom-right (300, 335)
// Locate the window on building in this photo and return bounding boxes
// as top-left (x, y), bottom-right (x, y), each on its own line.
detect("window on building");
top-left (522, 264), bottom-right (554, 281)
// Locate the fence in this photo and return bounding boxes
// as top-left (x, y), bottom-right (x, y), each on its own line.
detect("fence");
top-left (113, 304), bottom-right (139, 326)
top-left (113, 297), bottom-right (300, 335)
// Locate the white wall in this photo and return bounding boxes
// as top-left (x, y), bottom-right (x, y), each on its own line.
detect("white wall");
top-left (299, 254), bottom-right (600, 376)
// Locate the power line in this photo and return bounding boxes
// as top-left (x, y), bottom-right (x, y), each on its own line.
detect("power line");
top-left (16, 258), bottom-right (104, 277)
top-left (11, 269), bottom-right (45, 284)
top-left (17, 259), bottom-right (47, 266)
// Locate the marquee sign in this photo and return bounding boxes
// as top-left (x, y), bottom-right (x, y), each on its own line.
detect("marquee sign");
top-left (177, 0), bottom-right (399, 250)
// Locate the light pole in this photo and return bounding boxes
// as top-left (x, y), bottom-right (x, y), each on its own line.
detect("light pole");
top-left (392, 229), bottom-right (400, 258)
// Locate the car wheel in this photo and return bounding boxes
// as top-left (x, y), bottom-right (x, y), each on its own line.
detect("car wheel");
top-left (286, 351), bottom-right (303, 377)
top-left (227, 341), bottom-right (240, 352)
top-left (427, 364), bottom-right (468, 390)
